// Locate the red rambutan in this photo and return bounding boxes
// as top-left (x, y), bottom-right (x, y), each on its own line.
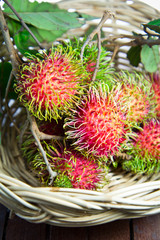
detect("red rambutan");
top-left (116, 72), bottom-right (154, 124)
top-left (23, 135), bottom-right (107, 189)
top-left (64, 85), bottom-right (129, 158)
top-left (122, 119), bottom-right (160, 174)
top-left (86, 60), bottom-right (96, 74)
top-left (52, 150), bottom-right (106, 190)
top-left (134, 119), bottom-right (160, 159)
top-left (150, 72), bottom-right (160, 118)
top-left (15, 46), bottom-right (89, 121)
top-left (119, 85), bottom-right (150, 122)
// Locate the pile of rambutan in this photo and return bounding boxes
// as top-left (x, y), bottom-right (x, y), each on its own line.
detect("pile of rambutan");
top-left (15, 39), bottom-right (160, 190)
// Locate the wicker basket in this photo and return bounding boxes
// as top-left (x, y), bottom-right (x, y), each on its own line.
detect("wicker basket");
top-left (58, 0), bottom-right (160, 72)
top-left (1, 0), bottom-right (160, 227)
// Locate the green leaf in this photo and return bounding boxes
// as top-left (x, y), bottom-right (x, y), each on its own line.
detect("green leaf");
top-left (0, 62), bottom-right (17, 99)
top-left (7, 18), bottom-right (65, 55)
top-left (6, 19), bottom-right (35, 55)
top-left (141, 44), bottom-right (160, 72)
top-left (143, 18), bottom-right (160, 34)
top-left (4, 0), bottom-right (81, 31)
top-left (6, 12), bottom-right (82, 31)
top-left (14, 29), bottom-right (37, 56)
top-left (127, 45), bottom-right (141, 67)
top-left (3, 0), bottom-right (94, 54)
top-left (4, 1), bottom-right (60, 13)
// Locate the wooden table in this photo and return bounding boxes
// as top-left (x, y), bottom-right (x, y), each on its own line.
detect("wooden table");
top-left (1, 204), bottom-right (160, 240)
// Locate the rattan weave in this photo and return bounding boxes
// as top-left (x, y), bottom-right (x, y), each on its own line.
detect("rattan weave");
top-left (1, 0), bottom-right (160, 227)
top-left (58, 0), bottom-right (160, 71)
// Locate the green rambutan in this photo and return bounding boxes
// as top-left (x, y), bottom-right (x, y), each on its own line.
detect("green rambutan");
top-left (15, 45), bottom-right (89, 121)
top-left (64, 84), bottom-right (130, 159)
top-left (122, 119), bottom-right (160, 174)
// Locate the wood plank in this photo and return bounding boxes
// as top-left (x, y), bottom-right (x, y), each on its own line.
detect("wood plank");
top-left (5, 215), bottom-right (47, 240)
top-left (49, 225), bottom-right (88, 240)
top-left (0, 204), bottom-right (8, 240)
top-left (88, 219), bottom-right (130, 240)
top-left (132, 214), bottom-right (160, 240)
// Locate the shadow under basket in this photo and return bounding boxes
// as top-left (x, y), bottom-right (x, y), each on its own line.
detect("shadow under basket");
top-left (1, 0), bottom-right (160, 227)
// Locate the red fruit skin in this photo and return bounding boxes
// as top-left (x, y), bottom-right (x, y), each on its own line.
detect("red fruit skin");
top-left (151, 73), bottom-right (160, 118)
top-left (15, 50), bottom-right (88, 120)
top-left (22, 55), bottom-right (78, 105)
top-left (117, 84), bottom-right (150, 123)
top-left (53, 151), bottom-right (103, 190)
top-left (65, 89), bottom-right (128, 158)
top-left (152, 83), bottom-right (160, 118)
top-left (134, 119), bottom-right (160, 159)
top-left (86, 61), bottom-right (96, 79)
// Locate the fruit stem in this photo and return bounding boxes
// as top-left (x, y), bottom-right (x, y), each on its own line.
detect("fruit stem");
top-left (27, 110), bottom-right (57, 184)
top-left (80, 11), bottom-right (114, 82)
top-left (0, 8), bottom-right (21, 75)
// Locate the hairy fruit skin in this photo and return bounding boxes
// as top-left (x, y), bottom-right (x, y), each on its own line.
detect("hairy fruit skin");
top-left (134, 119), bottom-right (160, 159)
top-left (116, 72), bottom-right (155, 124)
top-left (52, 150), bottom-right (105, 190)
top-left (118, 84), bottom-right (150, 122)
top-left (150, 72), bottom-right (160, 118)
top-left (15, 47), bottom-right (89, 121)
top-left (64, 85), bottom-right (130, 158)
top-left (23, 136), bottom-right (106, 189)
top-left (122, 119), bottom-right (160, 174)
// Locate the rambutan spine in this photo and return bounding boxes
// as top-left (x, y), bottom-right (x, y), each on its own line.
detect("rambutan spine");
top-left (22, 136), bottom-right (108, 190)
top-left (115, 71), bottom-right (156, 124)
top-left (150, 72), bottom-right (160, 119)
top-left (122, 119), bottom-right (160, 174)
top-left (64, 83), bottom-right (131, 159)
top-left (15, 44), bottom-right (90, 121)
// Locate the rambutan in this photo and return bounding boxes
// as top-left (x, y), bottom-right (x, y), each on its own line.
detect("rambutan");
top-left (122, 119), bottom-right (160, 174)
top-left (116, 72), bottom-right (155, 124)
top-left (22, 136), bottom-right (107, 190)
top-left (51, 149), bottom-right (107, 190)
top-left (15, 45), bottom-right (89, 121)
top-left (150, 72), bottom-right (160, 118)
top-left (67, 38), bottom-right (114, 84)
top-left (64, 84), bottom-right (130, 159)
top-left (21, 118), bottom-right (64, 165)
top-left (86, 60), bottom-right (96, 75)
